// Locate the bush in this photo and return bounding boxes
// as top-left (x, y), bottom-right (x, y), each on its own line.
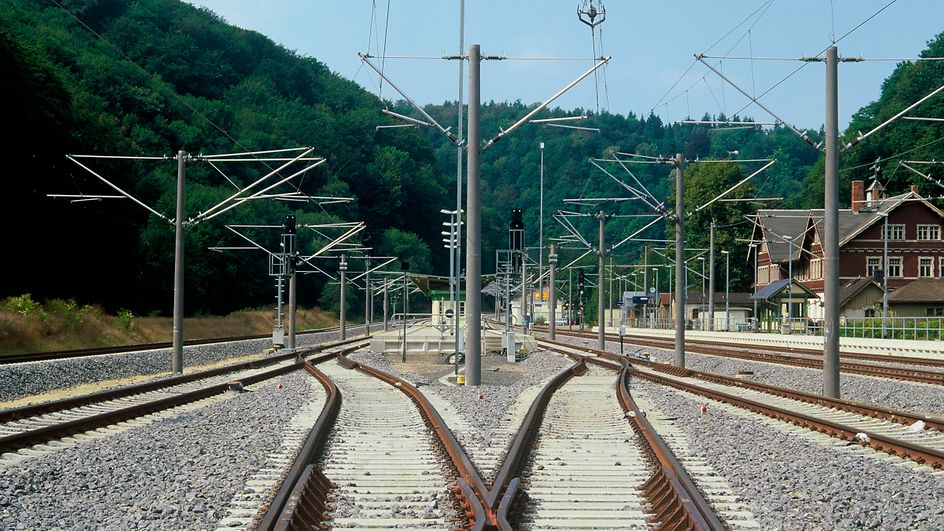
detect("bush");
top-left (5, 293), bottom-right (42, 317)
top-left (4, 294), bottom-right (48, 322)
top-left (117, 308), bottom-right (135, 331)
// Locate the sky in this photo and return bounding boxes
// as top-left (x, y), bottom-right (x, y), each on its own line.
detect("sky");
top-left (185, 1), bottom-right (944, 130)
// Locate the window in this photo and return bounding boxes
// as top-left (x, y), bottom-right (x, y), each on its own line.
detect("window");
top-left (927, 308), bottom-right (944, 317)
top-left (919, 257), bottom-right (934, 277)
top-left (884, 224), bottom-right (905, 240)
top-left (917, 225), bottom-right (941, 241)
top-left (888, 257), bottom-right (903, 277)
top-left (758, 265), bottom-right (770, 284)
top-left (810, 258), bottom-right (822, 279)
top-left (865, 309), bottom-right (876, 318)
top-left (866, 257), bottom-right (881, 277)
top-left (940, 257), bottom-right (944, 278)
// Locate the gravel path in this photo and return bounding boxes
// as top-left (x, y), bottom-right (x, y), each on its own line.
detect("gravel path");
top-left (633, 378), bottom-right (944, 530)
top-left (0, 327), bottom-right (360, 404)
top-left (549, 333), bottom-right (944, 417)
top-left (0, 370), bottom-right (317, 530)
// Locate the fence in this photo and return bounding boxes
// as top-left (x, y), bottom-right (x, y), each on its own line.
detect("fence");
top-left (627, 316), bottom-right (944, 341)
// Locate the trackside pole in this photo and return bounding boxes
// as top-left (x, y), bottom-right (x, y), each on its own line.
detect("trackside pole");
top-left (172, 150), bottom-right (186, 374)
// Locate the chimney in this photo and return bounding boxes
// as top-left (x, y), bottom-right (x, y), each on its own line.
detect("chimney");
top-left (851, 180), bottom-right (865, 213)
top-left (911, 184), bottom-right (918, 194)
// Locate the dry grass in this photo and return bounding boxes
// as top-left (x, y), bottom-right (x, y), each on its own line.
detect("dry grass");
top-left (0, 296), bottom-right (338, 356)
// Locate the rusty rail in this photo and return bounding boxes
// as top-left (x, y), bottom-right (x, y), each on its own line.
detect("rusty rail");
top-left (338, 356), bottom-right (489, 530)
top-left (1, 335), bottom-right (363, 422)
top-left (0, 356), bottom-right (307, 455)
top-left (258, 359), bottom-right (342, 531)
top-left (0, 325), bottom-right (359, 365)
top-left (497, 344), bottom-right (723, 530)
top-left (543, 328), bottom-right (944, 385)
top-left (272, 465), bottom-right (333, 531)
top-left (617, 365), bottom-right (725, 530)
top-left (544, 336), bottom-right (944, 434)
top-left (640, 359), bottom-right (944, 432)
top-left (630, 367), bottom-right (944, 469)
top-left (490, 361), bottom-right (587, 529)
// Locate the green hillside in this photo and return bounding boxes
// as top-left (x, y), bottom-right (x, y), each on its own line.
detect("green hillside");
top-left (1, 0), bottom-right (941, 318)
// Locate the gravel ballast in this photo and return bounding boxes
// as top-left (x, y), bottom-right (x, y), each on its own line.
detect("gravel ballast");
top-left (0, 371), bottom-right (317, 530)
top-left (550, 333), bottom-right (944, 417)
top-left (633, 378), bottom-right (944, 530)
top-left (0, 327), bottom-right (360, 404)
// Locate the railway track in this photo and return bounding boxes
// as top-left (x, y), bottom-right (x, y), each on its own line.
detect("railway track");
top-left (508, 364), bottom-right (656, 529)
top-left (0, 324), bottom-right (355, 365)
top-left (0, 337), bottom-right (364, 459)
top-left (544, 328), bottom-right (944, 386)
top-left (261, 347), bottom-right (486, 530)
top-left (542, 338), bottom-right (944, 470)
top-left (489, 350), bottom-right (725, 530)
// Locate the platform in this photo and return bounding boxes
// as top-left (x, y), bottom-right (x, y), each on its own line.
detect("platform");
top-left (587, 325), bottom-right (944, 360)
top-left (369, 324), bottom-right (538, 356)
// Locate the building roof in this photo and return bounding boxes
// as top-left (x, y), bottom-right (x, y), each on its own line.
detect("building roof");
top-left (839, 276), bottom-right (882, 307)
top-left (755, 210), bottom-right (809, 263)
top-left (887, 278), bottom-right (944, 304)
top-left (750, 279), bottom-right (818, 300)
top-left (756, 189), bottom-right (938, 265)
top-left (809, 191), bottom-right (910, 246)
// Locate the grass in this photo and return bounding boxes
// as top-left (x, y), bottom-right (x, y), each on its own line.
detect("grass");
top-left (0, 294), bottom-right (338, 356)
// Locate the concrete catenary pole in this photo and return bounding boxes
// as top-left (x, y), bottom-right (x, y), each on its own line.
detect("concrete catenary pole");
top-left (339, 254), bottom-right (347, 340)
top-left (288, 272), bottom-right (296, 349)
top-left (597, 210), bottom-right (606, 350)
top-left (455, 0), bottom-right (465, 362)
top-left (643, 244), bottom-right (649, 327)
top-left (521, 251), bottom-right (527, 329)
top-left (464, 44), bottom-right (482, 386)
top-left (708, 220), bottom-right (716, 331)
top-left (674, 154), bottom-right (686, 368)
top-left (549, 244), bottom-right (557, 340)
top-left (172, 150), bottom-right (186, 374)
top-left (383, 282), bottom-right (388, 331)
top-left (823, 46), bottom-right (841, 398)
top-left (364, 257), bottom-right (370, 336)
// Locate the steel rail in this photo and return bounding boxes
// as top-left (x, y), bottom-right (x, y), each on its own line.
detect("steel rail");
top-left (0, 357), bottom-right (305, 455)
top-left (0, 325), bottom-right (351, 365)
top-left (506, 343), bottom-right (723, 530)
top-left (542, 335), bottom-right (944, 434)
top-left (616, 365), bottom-right (725, 530)
top-left (259, 348), bottom-right (351, 531)
top-left (542, 328), bottom-right (944, 385)
top-left (639, 358), bottom-right (944, 432)
top-left (0, 337), bottom-right (366, 455)
top-left (490, 360), bottom-right (587, 527)
top-left (0, 336), bottom-right (362, 422)
top-left (337, 356), bottom-right (488, 530)
top-left (533, 324), bottom-right (944, 368)
top-left (630, 367), bottom-right (944, 469)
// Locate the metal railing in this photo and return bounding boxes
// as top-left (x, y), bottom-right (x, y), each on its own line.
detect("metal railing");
top-left (624, 316), bottom-right (944, 341)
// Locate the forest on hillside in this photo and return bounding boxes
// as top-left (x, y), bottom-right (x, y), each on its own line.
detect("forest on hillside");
top-left (2, 0), bottom-right (942, 319)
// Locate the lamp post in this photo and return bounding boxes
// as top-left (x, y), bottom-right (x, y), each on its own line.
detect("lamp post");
top-left (652, 266), bottom-right (659, 328)
top-left (784, 235), bottom-right (794, 332)
top-left (698, 256), bottom-right (706, 330)
top-left (750, 243), bottom-right (758, 330)
top-left (878, 211), bottom-right (889, 338)
top-left (539, 142), bottom-right (545, 314)
top-left (721, 250), bottom-right (730, 331)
